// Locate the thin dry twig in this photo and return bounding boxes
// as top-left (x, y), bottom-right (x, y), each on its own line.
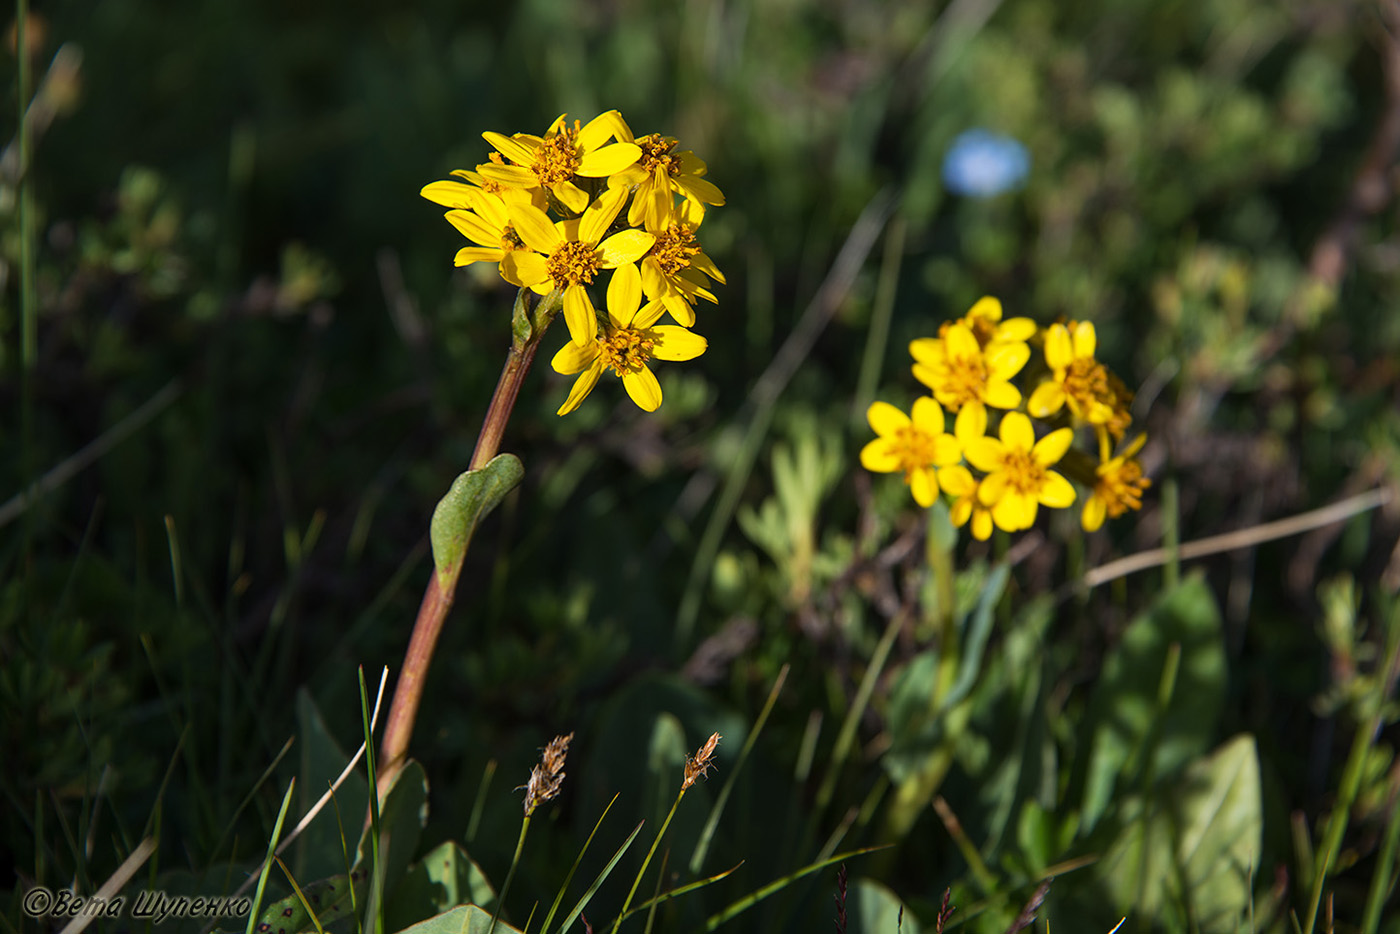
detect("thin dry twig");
top-left (1077, 487), bottom-right (1391, 591)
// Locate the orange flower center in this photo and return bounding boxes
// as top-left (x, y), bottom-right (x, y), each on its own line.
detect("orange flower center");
top-left (650, 222), bottom-right (700, 277)
top-left (547, 241), bottom-right (600, 286)
top-left (889, 426), bottom-right (940, 480)
top-left (636, 134), bottom-right (680, 177)
top-left (999, 448), bottom-right (1050, 495)
top-left (1095, 459), bottom-right (1150, 518)
top-left (602, 326), bottom-right (657, 375)
top-left (534, 125), bottom-right (581, 186)
top-left (934, 351), bottom-right (989, 410)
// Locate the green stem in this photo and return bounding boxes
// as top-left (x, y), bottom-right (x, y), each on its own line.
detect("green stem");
top-left (489, 816), bottom-right (532, 934)
top-left (614, 791), bottom-right (685, 934)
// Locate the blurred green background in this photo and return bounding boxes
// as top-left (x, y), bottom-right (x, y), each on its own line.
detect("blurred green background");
top-left (4, 0), bottom-right (1400, 931)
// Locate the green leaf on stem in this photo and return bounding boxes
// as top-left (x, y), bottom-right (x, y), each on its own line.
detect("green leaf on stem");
top-left (429, 455), bottom-right (525, 588)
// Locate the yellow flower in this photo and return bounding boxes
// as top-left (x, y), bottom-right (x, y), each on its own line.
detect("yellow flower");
top-left (953, 295), bottom-right (1037, 348)
top-left (502, 187), bottom-right (655, 346)
top-left (477, 112), bottom-right (642, 214)
top-left (910, 321), bottom-right (1029, 423)
top-left (964, 411), bottom-right (1076, 532)
top-left (551, 262), bottom-right (707, 415)
top-left (859, 397), bottom-right (963, 507)
top-left (1082, 433), bottom-right (1151, 531)
top-left (610, 121), bottom-right (725, 232)
top-left (1028, 321), bottom-right (1133, 438)
top-left (939, 465), bottom-right (994, 541)
top-left (639, 198), bottom-right (725, 326)
top-left (420, 168), bottom-right (546, 211)
top-left (426, 188), bottom-right (528, 272)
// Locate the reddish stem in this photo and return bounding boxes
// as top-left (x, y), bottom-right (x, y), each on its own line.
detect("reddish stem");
top-left (376, 328), bottom-right (544, 796)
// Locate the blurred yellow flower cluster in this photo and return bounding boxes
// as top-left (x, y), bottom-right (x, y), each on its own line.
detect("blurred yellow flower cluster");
top-left (422, 111), bottom-right (725, 415)
top-left (862, 297), bottom-right (1149, 536)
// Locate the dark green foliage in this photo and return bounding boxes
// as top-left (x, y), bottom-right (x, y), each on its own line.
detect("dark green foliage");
top-left (4, 0), bottom-right (1399, 932)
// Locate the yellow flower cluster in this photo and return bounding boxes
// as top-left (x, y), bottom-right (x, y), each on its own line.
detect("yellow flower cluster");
top-left (422, 111), bottom-right (725, 415)
top-left (862, 297), bottom-right (1149, 536)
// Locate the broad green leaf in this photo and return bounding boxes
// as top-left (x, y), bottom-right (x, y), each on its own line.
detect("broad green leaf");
top-left (851, 877), bottom-right (922, 934)
top-left (429, 455), bottom-right (525, 586)
top-left (1080, 575), bottom-right (1226, 832)
top-left (1096, 734), bottom-right (1261, 932)
top-left (294, 689), bottom-right (368, 881)
top-left (393, 904), bottom-right (523, 934)
top-left (255, 869), bottom-right (369, 934)
top-left (385, 840), bottom-right (497, 932)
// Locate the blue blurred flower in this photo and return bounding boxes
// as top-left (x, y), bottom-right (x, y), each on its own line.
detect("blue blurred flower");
top-left (942, 129), bottom-right (1031, 197)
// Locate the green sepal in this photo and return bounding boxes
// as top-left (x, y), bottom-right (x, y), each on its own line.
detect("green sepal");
top-left (429, 455), bottom-right (524, 588)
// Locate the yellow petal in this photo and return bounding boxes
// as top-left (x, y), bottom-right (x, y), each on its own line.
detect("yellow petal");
top-left (472, 192), bottom-right (511, 231)
top-left (911, 363), bottom-right (939, 392)
top-left (860, 439), bottom-right (900, 473)
top-left (867, 401), bottom-right (911, 437)
top-left (971, 508), bottom-right (994, 541)
top-left (944, 323), bottom-right (979, 359)
top-left (476, 163), bottom-right (537, 189)
top-left (983, 380), bottom-right (1022, 410)
top-left (445, 210), bottom-right (503, 247)
top-left (910, 396), bottom-right (946, 434)
top-left (967, 296), bottom-right (1003, 323)
top-left (598, 229), bottom-right (656, 267)
top-left (992, 493), bottom-right (1035, 532)
top-left (622, 365), bottom-right (662, 411)
top-left (483, 131), bottom-right (536, 166)
top-left (551, 338), bottom-right (601, 375)
top-left (581, 187), bottom-right (628, 244)
top-left (578, 142), bottom-right (642, 177)
top-left (692, 251), bottom-right (725, 284)
top-left (910, 468), bottom-right (938, 507)
top-left (1072, 321), bottom-right (1097, 359)
top-left (986, 341), bottom-right (1030, 380)
top-left (1039, 471), bottom-right (1076, 508)
top-left (950, 495), bottom-right (973, 528)
top-left (662, 291), bottom-right (696, 326)
top-left (551, 180), bottom-right (590, 214)
top-left (999, 412), bottom-right (1035, 451)
top-left (954, 403), bottom-right (987, 443)
top-left (607, 262), bottom-right (642, 327)
top-left (1028, 381), bottom-right (1065, 418)
top-left (453, 246), bottom-right (505, 267)
top-left (909, 337), bottom-right (944, 365)
top-left (579, 110), bottom-right (631, 148)
top-left (634, 299), bottom-right (668, 329)
top-left (651, 326), bottom-right (707, 361)
top-left (678, 174), bottom-right (725, 206)
top-left (563, 285), bottom-right (598, 347)
top-left (641, 167), bottom-right (674, 231)
top-left (939, 465), bottom-right (975, 496)
top-left (421, 180), bottom-right (481, 209)
top-left (964, 437), bottom-right (1004, 473)
top-left (1043, 324), bottom-right (1072, 371)
top-left (1033, 427), bottom-right (1074, 467)
top-left (932, 434), bottom-right (963, 466)
top-left (508, 202), bottom-right (562, 254)
top-left (995, 317), bottom-right (1037, 342)
top-left (1082, 496), bottom-right (1107, 532)
top-left (501, 251), bottom-right (548, 287)
top-left (979, 471), bottom-right (1009, 507)
top-left (557, 362), bottom-right (604, 416)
